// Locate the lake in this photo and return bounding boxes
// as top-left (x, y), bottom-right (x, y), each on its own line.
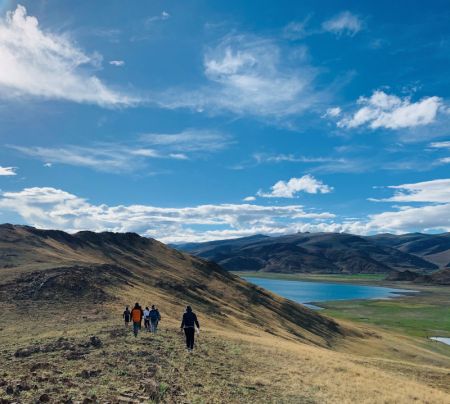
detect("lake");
top-left (430, 337), bottom-right (450, 346)
top-left (242, 276), bottom-right (416, 309)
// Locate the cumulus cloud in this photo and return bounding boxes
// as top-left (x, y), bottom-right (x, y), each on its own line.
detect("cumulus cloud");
top-left (0, 166), bottom-right (17, 176)
top-left (0, 187), bottom-right (336, 243)
top-left (322, 11), bottom-right (363, 36)
top-left (243, 196), bottom-right (256, 202)
top-left (157, 34), bottom-right (322, 119)
top-left (337, 90), bottom-right (442, 129)
top-left (257, 175), bottom-right (333, 198)
top-left (0, 5), bottom-right (136, 106)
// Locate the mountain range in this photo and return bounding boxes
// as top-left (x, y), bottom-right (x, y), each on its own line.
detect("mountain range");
top-left (175, 232), bottom-right (450, 274)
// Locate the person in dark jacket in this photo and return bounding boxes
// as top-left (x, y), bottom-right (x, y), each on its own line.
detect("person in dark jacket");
top-left (180, 306), bottom-right (200, 351)
top-left (123, 306), bottom-right (131, 327)
top-left (149, 305), bottom-right (161, 333)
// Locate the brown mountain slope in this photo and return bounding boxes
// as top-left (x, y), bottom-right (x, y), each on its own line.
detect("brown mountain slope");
top-left (0, 224), bottom-right (344, 346)
top-left (177, 232), bottom-right (438, 273)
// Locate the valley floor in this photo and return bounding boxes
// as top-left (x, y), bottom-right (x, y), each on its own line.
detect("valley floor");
top-left (1, 299), bottom-right (450, 403)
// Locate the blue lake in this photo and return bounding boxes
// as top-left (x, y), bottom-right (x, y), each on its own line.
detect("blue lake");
top-left (242, 277), bottom-right (417, 309)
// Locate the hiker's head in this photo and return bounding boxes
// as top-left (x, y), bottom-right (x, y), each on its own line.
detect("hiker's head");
top-left (151, 305), bottom-right (155, 309)
top-left (146, 307), bottom-right (149, 310)
top-left (186, 305), bottom-right (192, 312)
top-left (134, 303), bottom-right (139, 308)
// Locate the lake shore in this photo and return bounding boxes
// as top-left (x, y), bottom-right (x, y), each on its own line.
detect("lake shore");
top-left (234, 271), bottom-right (450, 349)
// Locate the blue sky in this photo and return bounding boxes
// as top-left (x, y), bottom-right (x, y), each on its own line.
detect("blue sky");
top-left (0, 0), bottom-right (450, 242)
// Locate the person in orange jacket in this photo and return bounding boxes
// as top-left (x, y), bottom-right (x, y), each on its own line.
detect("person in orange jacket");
top-left (131, 303), bottom-right (143, 337)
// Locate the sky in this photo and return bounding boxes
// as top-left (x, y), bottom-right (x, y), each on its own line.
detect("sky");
top-left (0, 0), bottom-right (450, 243)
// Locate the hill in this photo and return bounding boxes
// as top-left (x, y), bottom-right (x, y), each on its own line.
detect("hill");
top-left (387, 268), bottom-right (450, 285)
top-left (176, 232), bottom-right (438, 274)
top-left (0, 224), bottom-right (341, 345)
top-left (1, 224), bottom-right (450, 403)
top-left (368, 232), bottom-right (450, 268)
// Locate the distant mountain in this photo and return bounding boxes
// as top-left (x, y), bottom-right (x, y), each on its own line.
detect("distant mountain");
top-left (368, 233), bottom-right (450, 268)
top-left (176, 232), bottom-right (439, 274)
top-left (0, 224), bottom-right (342, 345)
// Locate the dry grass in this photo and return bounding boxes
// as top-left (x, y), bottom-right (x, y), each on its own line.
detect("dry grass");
top-left (1, 299), bottom-right (449, 404)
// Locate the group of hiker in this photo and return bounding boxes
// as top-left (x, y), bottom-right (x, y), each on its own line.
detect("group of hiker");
top-left (122, 304), bottom-right (200, 351)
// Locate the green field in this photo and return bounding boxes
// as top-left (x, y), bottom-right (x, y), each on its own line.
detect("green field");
top-left (233, 271), bottom-right (386, 283)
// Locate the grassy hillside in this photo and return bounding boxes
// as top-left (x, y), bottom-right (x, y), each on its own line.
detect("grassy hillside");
top-left (1, 225), bottom-right (450, 403)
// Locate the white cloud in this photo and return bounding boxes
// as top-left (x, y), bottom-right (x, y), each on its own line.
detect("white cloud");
top-left (0, 187), bottom-right (336, 243)
top-left (437, 157), bottom-right (450, 164)
top-left (109, 60), bottom-right (124, 67)
top-left (11, 129), bottom-right (229, 173)
top-left (337, 91), bottom-right (442, 129)
top-left (257, 175), bottom-right (333, 198)
top-left (429, 140), bottom-right (450, 149)
top-left (323, 106), bottom-right (341, 118)
top-left (140, 129), bottom-right (232, 152)
top-left (371, 178), bottom-right (450, 203)
top-left (283, 19), bottom-right (310, 40)
top-left (146, 11), bottom-right (170, 24)
top-left (252, 153), bottom-right (345, 165)
top-left (158, 34), bottom-right (321, 119)
top-left (0, 166), bottom-right (17, 176)
top-left (243, 196), bottom-right (256, 202)
top-left (322, 11), bottom-right (363, 36)
top-left (0, 5), bottom-right (136, 106)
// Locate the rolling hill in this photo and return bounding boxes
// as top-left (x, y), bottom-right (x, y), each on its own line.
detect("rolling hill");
top-left (1, 224), bottom-right (450, 402)
top-left (176, 232), bottom-right (439, 274)
top-left (368, 232), bottom-right (450, 268)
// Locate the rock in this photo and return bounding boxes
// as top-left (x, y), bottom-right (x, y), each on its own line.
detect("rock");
top-left (30, 362), bottom-right (52, 372)
top-left (89, 336), bottom-right (102, 348)
top-left (38, 393), bottom-right (50, 402)
top-left (78, 369), bottom-right (101, 379)
top-left (15, 346), bottom-right (41, 357)
top-left (65, 350), bottom-right (85, 360)
top-left (5, 385), bottom-right (13, 395)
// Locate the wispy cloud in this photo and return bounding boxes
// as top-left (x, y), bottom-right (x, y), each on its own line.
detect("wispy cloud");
top-left (145, 11), bottom-right (170, 25)
top-left (109, 60), bottom-right (125, 67)
top-left (10, 130), bottom-right (231, 173)
top-left (0, 5), bottom-right (137, 107)
top-left (0, 166), bottom-right (17, 176)
top-left (157, 34), bottom-right (324, 121)
top-left (322, 11), bottom-right (363, 37)
top-left (370, 178), bottom-right (450, 203)
top-left (257, 175), bottom-right (333, 198)
top-left (140, 129), bottom-right (233, 152)
top-left (336, 90), bottom-right (443, 130)
top-left (429, 140), bottom-right (450, 149)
